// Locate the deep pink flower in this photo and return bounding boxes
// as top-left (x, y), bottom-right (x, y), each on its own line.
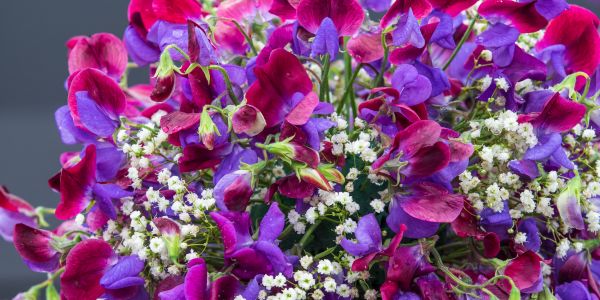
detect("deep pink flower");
top-left (347, 30), bottom-right (385, 63)
top-left (67, 68), bottom-right (127, 131)
top-left (478, 0), bottom-right (549, 33)
top-left (246, 49), bottom-right (316, 128)
top-left (13, 223), bottom-right (60, 273)
top-left (429, 0), bottom-right (478, 16)
top-left (296, 0), bottom-right (365, 36)
top-left (381, 0), bottom-right (433, 28)
top-left (152, 0), bottom-right (203, 24)
top-left (504, 251), bottom-right (543, 290)
top-left (67, 33), bottom-right (128, 80)
top-left (372, 120), bottom-right (451, 181)
top-left (518, 92), bottom-right (585, 134)
top-left (60, 239), bottom-right (116, 300)
top-left (536, 5), bottom-right (600, 80)
top-left (54, 145), bottom-right (97, 220)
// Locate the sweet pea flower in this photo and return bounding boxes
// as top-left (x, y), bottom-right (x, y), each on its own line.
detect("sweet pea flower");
top-left (0, 186), bottom-right (36, 242)
top-left (13, 224), bottom-right (60, 273)
top-left (536, 5), bottom-right (600, 84)
top-left (66, 68), bottom-right (127, 138)
top-left (478, 0), bottom-right (568, 33)
top-left (246, 49), bottom-right (321, 129)
top-left (49, 144), bottom-right (132, 221)
top-left (67, 33), bottom-right (128, 80)
top-left (209, 203), bottom-right (294, 280)
top-left (214, 170), bottom-right (254, 212)
top-left (372, 120), bottom-right (451, 182)
top-left (476, 23), bottom-right (520, 67)
top-left (341, 214), bottom-right (406, 271)
top-left (100, 255), bottom-right (148, 300)
top-left (390, 64), bottom-right (432, 105)
top-left (297, 0), bottom-right (365, 37)
top-left (387, 182), bottom-right (464, 238)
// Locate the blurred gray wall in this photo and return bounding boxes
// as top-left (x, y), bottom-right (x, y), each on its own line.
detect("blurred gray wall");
top-left (0, 0), bottom-right (598, 299)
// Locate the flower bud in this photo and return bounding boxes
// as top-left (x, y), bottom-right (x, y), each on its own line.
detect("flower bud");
top-left (151, 47), bottom-right (178, 102)
top-left (232, 104), bottom-right (266, 137)
top-left (214, 170), bottom-right (253, 212)
top-left (298, 168), bottom-right (333, 192)
top-left (153, 217), bottom-right (181, 263)
top-left (198, 108), bottom-right (221, 150)
top-left (258, 139), bottom-right (320, 168)
top-left (318, 164), bottom-right (345, 184)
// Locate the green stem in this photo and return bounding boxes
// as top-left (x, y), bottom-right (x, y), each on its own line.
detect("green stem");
top-left (443, 14), bottom-right (479, 71)
top-left (314, 246), bottom-right (337, 260)
top-left (373, 31), bottom-right (389, 88)
top-left (299, 220), bottom-right (322, 249)
top-left (336, 64), bottom-right (363, 115)
top-left (222, 18), bottom-right (257, 55)
top-left (320, 54), bottom-right (331, 102)
top-left (207, 65), bottom-right (240, 105)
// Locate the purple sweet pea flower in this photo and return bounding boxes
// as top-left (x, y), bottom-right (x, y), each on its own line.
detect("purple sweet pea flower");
top-left (556, 281), bottom-right (593, 300)
top-left (516, 218), bottom-right (542, 252)
top-left (100, 255), bottom-right (148, 300)
top-left (147, 20), bottom-right (217, 65)
top-left (479, 201), bottom-right (512, 239)
top-left (341, 214), bottom-right (406, 271)
top-left (387, 182), bottom-right (464, 239)
top-left (518, 92), bottom-right (585, 169)
top-left (123, 25), bottom-right (161, 66)
top-left (425, 10), bottom-right (456, 49)
top-left (210, 202), bottom-right (294, 280)
top-left (476, 23), bottom-right (520, 67)
top-left (311, 17), bottom-right (339, 58)
top-left (392, 9), bottom-right (425, 48)
top-left (391, 64), bottom-right (432, 105)
top-left (361, 0), bottom-right (391, 12)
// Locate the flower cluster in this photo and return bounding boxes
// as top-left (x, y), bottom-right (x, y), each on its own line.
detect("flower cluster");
top-left (5, 0), bottom-right (600, 299)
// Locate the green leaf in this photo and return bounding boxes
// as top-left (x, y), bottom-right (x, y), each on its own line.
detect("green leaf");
top-left (509, 285), bottom-right (521, 300)
top-left (46, 283), bottom-right (60, 300)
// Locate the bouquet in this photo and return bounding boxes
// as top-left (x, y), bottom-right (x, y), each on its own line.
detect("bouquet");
top-left (5, 0), bottom-right (600, 299)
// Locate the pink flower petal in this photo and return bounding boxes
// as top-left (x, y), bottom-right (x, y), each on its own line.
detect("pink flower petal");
top-left (381, 0), bottom-right (433, 28)
top-left (56, 145), bottom-right (97, 220)
top-left (67, 33), bottom-right (128, 79)
top-left (246, 49), bottom-right (313, 128)
top-left (232, 105), bottom-right (266, 136)
top-left (429, 0), bottom-right (478, 16)
top-left (504, 251), bottom-right (542, 290)
top-left (67, 69), bottom-right (127, 128)
top-left (286, 91), bottom-right (319, 126)
top-left (128, 0), bottom-right (158, 32)
top-left (152, 0), bottom-right (203, 24)
top-left (393, 120), bottom-right (442, 156)
top-left (61, 239), bottom-right (115, 300)
top-left (297, 0), bottom-right (365, 36)
top-left (160, 111), bottom-right (200, 134)
top-left (400, 182), bottom-right (464, 222)
top-left (536, 5), bottom-right (600, 77)
top-left (347, 31), bottom-right (385, 63)
top-left (478, 0), bottom-right (548, 33)
top-left (524, 92), bottom-right (586, 133)
top-left (13, 224), bottom-right (56, 263)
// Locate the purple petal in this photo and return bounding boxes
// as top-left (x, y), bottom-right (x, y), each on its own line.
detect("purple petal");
top-left (387, 197), bottom-right (440, 239)
top-left (392, 9), bottom-right (425, 48)
top-left (184, 258), bottom-right (207, 300)
top-left (311, 18), bottom-right (339, 58)
top-left (123, 25), bottom-right (161, 66)
top-left (523, 133), bottom-right (562, 161)
top-left (258, 202), bottom-right (285, 242)
top-left (400, 182), bottom-right (464, 223)
top-left (76, 91), bottom-right (119, 137)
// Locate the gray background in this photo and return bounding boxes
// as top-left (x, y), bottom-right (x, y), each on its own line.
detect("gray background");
top-left (0, 0), bottom-right (598, 298)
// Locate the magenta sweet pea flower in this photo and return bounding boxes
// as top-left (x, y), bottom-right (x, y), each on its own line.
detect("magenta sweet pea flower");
top-left (341, 214), bottom-right (406, 271)
top-left (346, 30), bottom-right (385, 63)
top-left (536, 5), bottom-right (600, 81)
top-left (67, 33), bottom-right (128, 80)
top-left (232, 104), bottom-right (266, 137)
top-left (428, 0), bottom-right (478, 16)
top-left (61, 239), bottom-right (117, 300)
top-left (387, 182), bottom-right (464, 238)
top-left (51, 144), bottom-right (132, 221)
top-left (296, 0), bottom-right (365, 36)
top-left (246, 49), bottom-right (318, 128)
top-left (13, 223), bottom-right (60, 273)
top-left (380, 244), bottom-right (436, 298)
top-left (372, 120), bottom-right (451, 182)
top-left (67, 68), bottom-right (127, 137)
top-left (0, 186), bottom-right (36, 242)
top-left (478, 0), bottom-right (567, 33)
top-left (504, 251), bottom-right (543, 291)
top-left (214, 170), bottom-right (253, 212)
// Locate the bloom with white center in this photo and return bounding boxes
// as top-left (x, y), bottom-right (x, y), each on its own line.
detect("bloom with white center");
top-left (323, 277), bottom-right (337, 292)
top-left (300, 256), bottom-right (313, 269)
top-left (149, 237), bottom-right (165, 254)
top-left (317, 260), bottom-right (334, 275)
top-left (370, 199), bottom-right (385, 213)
